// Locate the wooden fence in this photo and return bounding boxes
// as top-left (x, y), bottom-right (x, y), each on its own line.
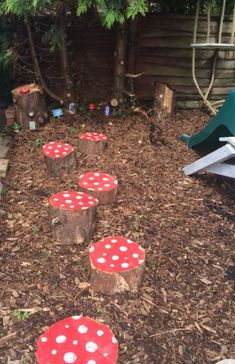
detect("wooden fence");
top-left (133, 15), bottom-right (235, 108)
top-left (14, 14), bottom-right (235, 108)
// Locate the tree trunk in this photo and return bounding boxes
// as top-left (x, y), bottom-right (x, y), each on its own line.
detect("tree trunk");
top-left (25, 16), bottom-right (63, 104)
top-left (11, 83), bottom-right (48, 129)
top-left (113, 21), bottom-right (128, 103)
top-left (57, 1), bottom-right (75, 106)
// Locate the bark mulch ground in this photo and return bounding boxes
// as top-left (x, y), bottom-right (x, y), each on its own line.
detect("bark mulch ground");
top-left (0, 110), bottom-right (234, 364)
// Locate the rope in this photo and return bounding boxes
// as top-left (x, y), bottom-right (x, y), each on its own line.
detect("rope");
top-left (230, 1), bottom-right (235, 44)
top-left (192, 0), bottom-right (216, 115)
top-left (206, 2), bottom-right (211, 43)
top-left (218, 0), bottom-right (226, 43)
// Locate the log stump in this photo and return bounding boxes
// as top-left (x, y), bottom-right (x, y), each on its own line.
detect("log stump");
top-left (153, 82), bottom-right (174, 119)
top-left (78, 171), bottom-right (118, 204)
top-left (43, 142), bottom-right (76, 179)
top-left (11, 83), bottom-right (48, 130)
top-left (36, 316), bottom-right (118, 364)
top-left (49, 191), bottom-right (98, 244)
top-left (78, 132), bottom-right (107, 154)
top-left (89, 236), bottom-right (145, 295)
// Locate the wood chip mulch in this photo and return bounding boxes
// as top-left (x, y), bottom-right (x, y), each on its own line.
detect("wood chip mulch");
top-left (0, 110), bottom-right (234, 364)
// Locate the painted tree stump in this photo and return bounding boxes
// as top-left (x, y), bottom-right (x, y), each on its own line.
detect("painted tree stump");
top-left (78, 132), bottom-right (107, 155)
top-left (49, 191), bottom-right (98, 244)
top-left (11, 83), bottom-right (48, 129)
top-left (78, 172), bottom-right (118, 204)
top-left (36, 316), bottom-right (118, 364)
top-left (43, 142), bottom-right (76, 179)
top-left (89, 236), bottom-right (145, 295)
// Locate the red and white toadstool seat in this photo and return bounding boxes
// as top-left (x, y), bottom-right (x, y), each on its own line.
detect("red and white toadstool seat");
top-left (49, 191), bottom-right (98, 244)
top-left (78, 132), bottom-right (107, 155)
top-left (36, 316), bottom-right (118, 364)
top-left (43, 142), bottom-right (76, 178)
top-left (78, 172), bottom-right (118, 204)
top-left (89, 236), bottom-right (145, 295)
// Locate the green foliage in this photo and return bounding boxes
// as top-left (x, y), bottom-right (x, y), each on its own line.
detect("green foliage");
top-left (77, 0), bottom-right (149, 28)
top-left (41, 25), bottom-right (61, 51)
top-left (34, 139), bottom-right (45, 148)
top-left (31, 225), bottom-right (40, 233)
top-left (41, 248), bottom-right (53, 258)
top-left (12, 310), bottom-right (29, 320)
top-left (0, 0), bottom-right (55, 16)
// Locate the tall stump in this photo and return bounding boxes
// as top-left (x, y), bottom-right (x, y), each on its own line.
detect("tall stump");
top-left (78, 132), bottom-right (107, 154)
top-left (43, 142), bottom-right (76, 179)
top-left (11, 83), bottom-right (48, 130)
top-left (89, 236), bottom-right (145, 295)
top-left (49, 191), bottom-right (98, 244)
top-left (36, 316), bottom-right (118, 364)
top-left (78, 171), bottom-right (118, 204)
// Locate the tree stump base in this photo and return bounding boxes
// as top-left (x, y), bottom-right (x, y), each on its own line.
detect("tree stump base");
top-left (11, 83), bottom-right (48, 129)
top-left (36, 316), bottom-right (118, 364)
top-left (78, 172), bottom-right (118, 204)
top-left (78, 132), bottom-right (107, 154)
top-left (43, 142), bottom-right (76, 179)
top-left (89, 236), bottom-right (145, 295)
top-left (49, 191), bottom-right (98, 244)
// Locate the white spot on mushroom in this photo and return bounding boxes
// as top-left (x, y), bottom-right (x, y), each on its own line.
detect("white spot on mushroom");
top-left (112, 336), bottom-right (118, 343)
top-left (105, 244), bottom-right (111, 249)
top-left (112, 255), bottom-right (119, 261)
top-left (133, 253), bottom-right (139, 258)
top-left (103, 353), bottom-right (108, 357)
top-left (97, 330), bottom-right (104, 336)
top-left (121, 263), bottom-right (129, 268)
top-left (63, 352), bottom-right (77, 363)
top-left (65, 200), bottom-right (72, 204)
top-left (41, 337), bottom-right (47, 342)
top-left (87, 361), bottom-right (96, 364)
top-left (86, 341), bottom-right (98, 353)
top-left (89, 246), bottom-right (95, 252)
top-left (65, 324), bottom-right (69, 328)
top-left (94, 173), bottom-right (100, 176)
top-left (72, 315), bottom-right (81, 320)
top-left (120, 246), bottom-right (128, 252)
top-left (63, 194), bottom-right (70, 198)
top-left (111, 239), bottom-right (117, 243)
top-left (78, 325), bottom-right (88, 334)
top-left (51, 349), bottom-right (57, 355)
top-left (97, 258), bottom-right (105, 263)
top-left (73, 340), bottom-right (78, 345)
top-left (56, 335), bottom-right (67, 343)
top-left (127, 239), bottom-right (133, 244)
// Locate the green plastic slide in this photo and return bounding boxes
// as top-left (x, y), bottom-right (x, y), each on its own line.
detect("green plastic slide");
top-left (181, 89), bottom-right (235, 151)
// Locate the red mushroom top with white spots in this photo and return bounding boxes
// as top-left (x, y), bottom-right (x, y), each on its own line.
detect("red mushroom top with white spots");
top-left (49, 191), bottom-right (98, 211)
top-left (79, 132), bottom-right (107, 141)
top-left (78, 172), bottom-right (118, 192)
top-left (42, 142), bottom-right (74, 158)
top-left (36, 316), bottom-right (118, 364)
top-left (89, 236), bottom-right (145, 273)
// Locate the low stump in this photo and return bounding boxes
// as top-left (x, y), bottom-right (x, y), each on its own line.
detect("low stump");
top-left (78, 172), bottom-right (118, 204)
top-left (89, 236), bottom-right (145, 295)
top-left (78, 132), bottom-right (107, 154)
top-left (43, 141), bottom-right (76, 179)
top-left (49, 191), bottom-right (98, 244)
top-left (36, 315), bottom-right (118, 364)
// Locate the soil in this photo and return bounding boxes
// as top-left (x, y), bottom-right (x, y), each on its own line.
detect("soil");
top-left (0, 110), bottom-right (234, 364)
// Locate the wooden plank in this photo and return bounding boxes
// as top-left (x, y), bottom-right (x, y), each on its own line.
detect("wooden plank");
top-left (0, 159), bottom-right (9, 177)
top-left (136, 64), bottom-right (235, 79)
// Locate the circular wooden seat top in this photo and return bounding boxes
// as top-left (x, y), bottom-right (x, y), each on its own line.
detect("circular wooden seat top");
top-left (50, 191), bottom-right (98, 211)
top-left (78, 172), bottom-right (118, 192)
top-left (79, 132), bottom-right (107, 141)
top-left (89, 236), bottom-right (145, 273)
top-left (36, 316), bottom-right (118, 364)
top-left (43, 142), bottom-right (74, 158)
